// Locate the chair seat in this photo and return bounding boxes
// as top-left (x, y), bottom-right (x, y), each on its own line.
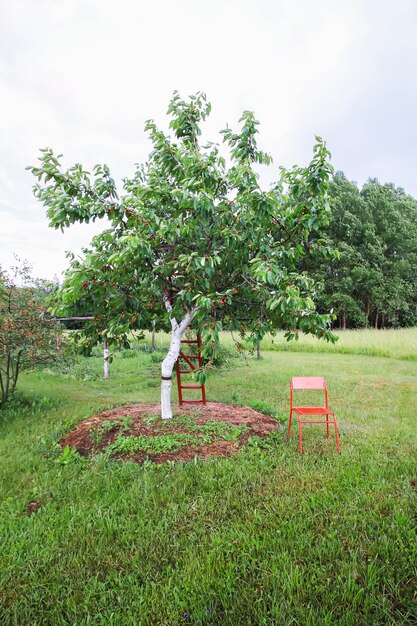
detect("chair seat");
top-left (292, 406), bottom-right (335, 415)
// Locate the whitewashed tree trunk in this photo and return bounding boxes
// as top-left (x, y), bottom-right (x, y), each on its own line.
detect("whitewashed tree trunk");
top-left (160, 297), bottom-right (197, 419)
top-left (103, 340), bottom-right (109, 380)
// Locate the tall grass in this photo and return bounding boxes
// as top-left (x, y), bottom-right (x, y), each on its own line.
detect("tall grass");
top-left (259, 327), bottom-right (417, 360)
top-left (141, 327), bottom-right (417, 361)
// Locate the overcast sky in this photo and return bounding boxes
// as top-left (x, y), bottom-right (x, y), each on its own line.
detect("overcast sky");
top-left (1, 0), bottom-right (416, 280)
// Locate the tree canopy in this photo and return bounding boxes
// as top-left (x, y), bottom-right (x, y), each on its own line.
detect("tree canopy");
top-left (30, 92), bottom-right (336, 417)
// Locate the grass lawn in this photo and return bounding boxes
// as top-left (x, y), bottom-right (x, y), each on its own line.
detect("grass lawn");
top-left (0, 330), bottom-right (416, 625)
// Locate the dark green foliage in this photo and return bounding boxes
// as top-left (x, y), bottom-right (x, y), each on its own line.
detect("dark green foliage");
top-left (0, 261), bottom-right (62, 407)
top-left (306, 172), bottom-right (417, 328)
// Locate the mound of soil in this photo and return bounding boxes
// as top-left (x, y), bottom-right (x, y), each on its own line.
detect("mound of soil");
top-left (61, 402), bottom-right (279, 464)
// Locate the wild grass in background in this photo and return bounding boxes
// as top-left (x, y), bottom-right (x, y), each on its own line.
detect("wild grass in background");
top-left (142, 327), bottom-right (417, 360)
top-left (259, 327), bottom-right (417, 360)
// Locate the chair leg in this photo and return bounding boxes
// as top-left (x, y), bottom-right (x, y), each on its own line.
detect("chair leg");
top-left (287, 410), bottom-right (293, 438)
top-left (326, 412), bottom-right (330, 438)
top-left (334, 417), bottom-right (341, 453)
top-left (298, 420), bottom-right (303, 454)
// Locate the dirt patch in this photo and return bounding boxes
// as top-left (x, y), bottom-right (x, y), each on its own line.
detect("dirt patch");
top-left (25, 500), bottom-right (43, 516)
top-left (61, 402), bottom-right (280, 464)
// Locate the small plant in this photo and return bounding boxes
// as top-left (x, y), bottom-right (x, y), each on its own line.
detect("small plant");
top-left (55, 445), bottom-right (83, 465)
top-left (89, 419), bottom-right (118, 445)
top-left (247, 400), bottom-right (285, 421)
top-left (90, 428), bottom-right (103, 446)
top-left (200, 420), bottom-right (248, 442)
top-left (38, 435), bottom-right (61, 460)
top-left (108, 433), bottom-right (198, 455)
top-left (174, 414), bottom-right (199, 430)
top-left (247, 431), bottom-right (283, 450)
top-left (101, 419), bottom-right (118, 433)
top-left (142, 414), bottom-right (160, 427)
top-left (223, 426), bottom-right (247, 442)
top-left (231, 391), bottom-right (240, 404)
top-left (120, 416), bottom-right (133, 433)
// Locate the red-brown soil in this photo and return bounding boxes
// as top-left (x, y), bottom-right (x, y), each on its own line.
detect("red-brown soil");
top-left (25, 500), bottom-right (44, 516)
top-left (61, 402), bottom-right (279, 464)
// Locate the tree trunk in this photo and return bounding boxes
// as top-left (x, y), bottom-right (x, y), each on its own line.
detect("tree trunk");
top-left (160, 324), bottom-right (182, 420)
top-left (366, 298), bottom-right (371, 321)
top-left (160, 297), bottom-right (197, 419)
top-left (256, 339), bottom-right (261, 360)
top-left (0, 351), bottom-right (21, 407)
top-left (374, 309), bottom-right (379, 329)
top-left (103, 340), bottom-right (109, 379)
top-left (4, 353), bottom-right (11, 405)
top-left (151, 320), bottom-right (156, 350)
top-left (342, 314), bottom-right (347, 330)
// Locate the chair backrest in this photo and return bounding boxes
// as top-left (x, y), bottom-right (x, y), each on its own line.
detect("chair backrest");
top-left (290, 376), bottom-right (327, 390)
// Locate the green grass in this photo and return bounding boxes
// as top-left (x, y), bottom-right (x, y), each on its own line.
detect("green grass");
top-left (259, 327), bottom-right (417, 360)
top-left (0, 330), bottom-right (416, 625)
top-left (143, 326), bottom-right (417, 360)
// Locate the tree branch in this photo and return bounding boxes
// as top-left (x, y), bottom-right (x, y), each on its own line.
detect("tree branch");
top-left (163, 291), bottom-right (179, 332)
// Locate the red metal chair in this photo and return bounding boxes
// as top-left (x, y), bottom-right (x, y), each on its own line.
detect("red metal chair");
top-left (288, 376), bottom-right (341, 454)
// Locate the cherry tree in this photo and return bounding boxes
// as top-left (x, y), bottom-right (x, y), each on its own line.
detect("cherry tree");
top-left (30, 92), bottom-right (335, 419)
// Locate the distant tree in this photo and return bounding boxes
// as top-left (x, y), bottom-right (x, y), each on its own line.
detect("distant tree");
top-left (361, 178), bottom-right (417, 327)
top-left (306, 172), bottom-right (417, 328)
top-left (30, 92), bottom-right (336, 419)
top-left (0, 260), bottom-right (61, 407)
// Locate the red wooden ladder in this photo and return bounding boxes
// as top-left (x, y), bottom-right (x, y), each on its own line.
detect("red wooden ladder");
top-left (175, 334), bottom-right (207, 406)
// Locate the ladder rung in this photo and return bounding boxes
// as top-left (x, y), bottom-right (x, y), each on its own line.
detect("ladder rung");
top-left (181, 385), bottom-right (202, 389)
top-left (176, 332), bottom-right (205, 406)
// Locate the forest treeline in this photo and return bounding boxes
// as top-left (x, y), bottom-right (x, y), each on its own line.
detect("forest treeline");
top-left (307, 172), bottom-right (417, 329)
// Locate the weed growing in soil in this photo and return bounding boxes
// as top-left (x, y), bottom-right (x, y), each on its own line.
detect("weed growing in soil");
top-left (142, 414), bottom-right (160, 427)
top-left (199, 420), bottom-right (246, 442)
top-left (108, 433), bottom-right (198, 455)
top-left (90, 416), bottom-right (133, 445)
top-left (55, 445), bottom-right (84, 465)
top-left (104, 420), bottom-right (249, 457)
top-left (247, 430), bottom-right (283, 449)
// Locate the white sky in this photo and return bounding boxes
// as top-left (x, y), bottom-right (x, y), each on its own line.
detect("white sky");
top-left (1, 0), bottom-right (417, 279)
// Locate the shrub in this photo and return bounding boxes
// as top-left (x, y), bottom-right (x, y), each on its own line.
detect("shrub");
top-left (0, 260), bottom-right (62, 407)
